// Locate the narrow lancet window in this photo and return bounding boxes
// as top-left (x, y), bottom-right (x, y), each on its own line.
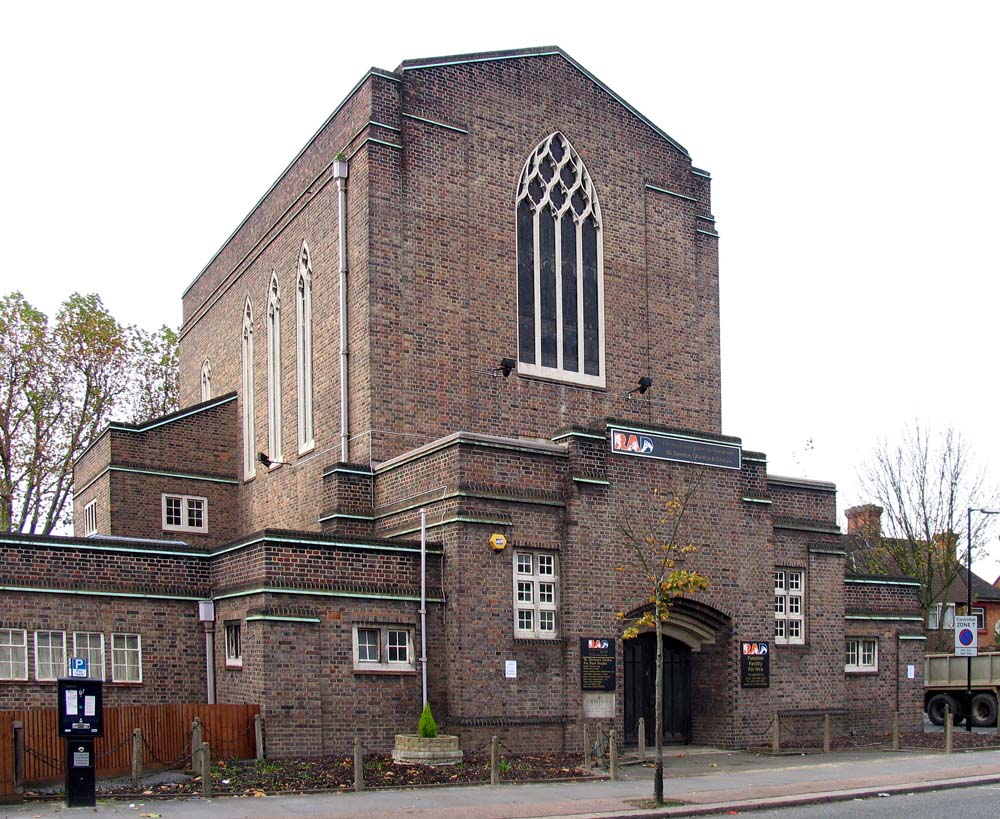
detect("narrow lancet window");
top-left (200, 358), bottom-right (212, 402)
top-left (266, 274), bottom-right (283, 464)
top-left (296, 242), bottom-right (314, 452)
top-left (241, 298), bottom-right (256, 479)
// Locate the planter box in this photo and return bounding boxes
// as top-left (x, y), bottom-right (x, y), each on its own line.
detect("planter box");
top-left (392, 733), bottom-right (464, 765)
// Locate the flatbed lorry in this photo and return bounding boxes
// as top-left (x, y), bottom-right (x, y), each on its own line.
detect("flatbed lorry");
top-left (925, 652), bottom-right (1000, 726)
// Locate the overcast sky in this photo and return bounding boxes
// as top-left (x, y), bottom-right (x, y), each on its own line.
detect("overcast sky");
top-left (3, 1), bottom-right (999, 575)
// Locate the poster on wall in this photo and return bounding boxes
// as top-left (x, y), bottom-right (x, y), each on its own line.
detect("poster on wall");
top-left (740, 641), bottom-right (769, 688)
top-left (580, 638), bottom-right (616, 691)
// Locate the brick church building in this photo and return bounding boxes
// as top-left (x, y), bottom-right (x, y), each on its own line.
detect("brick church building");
top-left (1, 47), bottom-right (925, 757)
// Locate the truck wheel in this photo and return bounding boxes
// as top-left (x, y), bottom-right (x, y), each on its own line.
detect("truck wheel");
top-left (927, 693), bottom-right (961, 726)
top-left (971, 693), bottom-right (998, 727)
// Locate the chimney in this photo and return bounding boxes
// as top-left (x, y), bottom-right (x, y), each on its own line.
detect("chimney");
top-left (845, 504), bottom-right (883, 541)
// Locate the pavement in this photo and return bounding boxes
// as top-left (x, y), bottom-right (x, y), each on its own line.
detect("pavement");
top-left (6, 745), bottom-right (1000, 819)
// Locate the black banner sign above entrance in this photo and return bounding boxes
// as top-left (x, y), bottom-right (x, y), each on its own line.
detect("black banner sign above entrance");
top-left (580, 638), bottom-right (616, 691)
top-left (740, 641), bottom-right (770, 688)
top-left (609, 427), bottom-right (741, 470)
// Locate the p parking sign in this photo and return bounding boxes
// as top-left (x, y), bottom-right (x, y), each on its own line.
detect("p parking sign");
top-left (68, 657), bottom-right (88, 678)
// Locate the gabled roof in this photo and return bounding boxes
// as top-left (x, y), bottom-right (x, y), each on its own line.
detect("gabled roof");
top-left (398, 46), bottom-right (689, 157)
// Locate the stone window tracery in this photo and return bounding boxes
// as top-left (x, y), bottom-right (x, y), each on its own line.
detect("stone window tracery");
top-left (516, 132), bottom-right (604, 387)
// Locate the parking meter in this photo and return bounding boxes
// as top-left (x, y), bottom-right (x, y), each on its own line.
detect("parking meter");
top-left (57, 678), bottom-right (103, 807)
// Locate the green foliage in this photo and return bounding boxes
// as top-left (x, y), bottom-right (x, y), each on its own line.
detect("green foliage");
top-left (418, 702), bottom-right (438, 738)
top-left (0, 290), bottom-right (179, 534)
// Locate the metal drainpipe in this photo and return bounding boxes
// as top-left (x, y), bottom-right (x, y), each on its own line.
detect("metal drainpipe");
top-left (204, 623), bottom-right (216, 704)
top-left (334, 157), bottom-right (350, 462)
top-left (420, 508), bottom-right (428, 706)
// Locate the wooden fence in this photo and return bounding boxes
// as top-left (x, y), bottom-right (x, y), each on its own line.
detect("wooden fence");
top-left (0, 703), bottom-right (260, 797)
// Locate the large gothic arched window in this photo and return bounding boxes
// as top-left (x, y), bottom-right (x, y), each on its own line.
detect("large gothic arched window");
top-left (266, 273), bottom-right (283, 464)
top-left (296, 242), bottom-right (314, 453)
top-left (516, 132), bottom-right (604, 386)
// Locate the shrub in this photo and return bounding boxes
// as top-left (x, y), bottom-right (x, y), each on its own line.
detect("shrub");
top-left (418, 702), bottom-right (438, 738)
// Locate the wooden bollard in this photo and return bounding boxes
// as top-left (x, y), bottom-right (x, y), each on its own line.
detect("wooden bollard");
top-left (490, 736), bottom-right (499, 786)
top-left (823, 714), bottom-right (830, 753)
top-left (945, 708), bottom-right (953, 754)
top-left (200, 742), bottom-right (211, 796)
top-left (892, 712), bottom-right (899, 751)
top-left (771, 714), bottom-right (780, 753)
top-left (354, 737), bottom-right (364, 791)
top-left (583, 723), bottom-right (591, 768)
top-left (609, 729), bottom-right (619, 781)
top-left (191, 718), bottom-right (203, 774)
top-left (131, 728), bottom-right (143, 788)
top-left (638, 718), bottom-right (646, 761)
top-left (254, 713), bottom-right (265, 760)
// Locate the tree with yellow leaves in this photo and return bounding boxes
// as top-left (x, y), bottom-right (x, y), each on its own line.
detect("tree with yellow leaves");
top-left (617, 482), bottom-right (708, 806)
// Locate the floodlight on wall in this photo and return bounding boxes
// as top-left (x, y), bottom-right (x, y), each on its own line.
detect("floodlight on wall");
top-left (626, 376), bottom-right (653, 399)
top-left (491, 358), bottom-right (517, 378)
top-left (257, 452), bottom-right (291, 468)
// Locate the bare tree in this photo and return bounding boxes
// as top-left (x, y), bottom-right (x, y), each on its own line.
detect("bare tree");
top-left (618, 482), bottom-right (708, 806)
top-left (854, 424), bottom-right (998, 651)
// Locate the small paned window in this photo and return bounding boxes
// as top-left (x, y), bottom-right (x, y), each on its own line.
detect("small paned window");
top-left (845, 638), bottom-right (878, 672)
top-left (34, 631), bottom-right (66, 681)
top-left (352, 625), bottom-right (415, 672)
top-left (973, 606), bottom-right (986, 630)
top-left (83, 500), bottom-right (97, 536)
top-left (513, 550), bottom-right (559, 639)
top-left (928, 602), bottom-right (956, 630)
top-left (161, 494), bottom-right (208, 533)
top-left (111, 634), bottom-right (142, 682)
top-left (73, 632), bottom-right (105, 680)
top-left (774, 570), bottom-right (805, 645)
top-left (516, 132), bottom-right (604, 387)
top-left (0, 629), bottom-right (28, 680)
top-left (225, 622), bottom-right (242, 667)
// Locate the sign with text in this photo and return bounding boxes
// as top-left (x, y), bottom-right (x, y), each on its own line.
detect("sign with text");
top-left (955, 616), bottom-right (979, 656)
top-left (609, 426), bottom-right (741, 470)
top-left (580, 638), bottom-right (616, 691)
top-left (740, 641), bottom-right (770, 688)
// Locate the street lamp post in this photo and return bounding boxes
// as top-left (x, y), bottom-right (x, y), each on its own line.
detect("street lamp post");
top-left (966, 507), bottom-right (1000, 732)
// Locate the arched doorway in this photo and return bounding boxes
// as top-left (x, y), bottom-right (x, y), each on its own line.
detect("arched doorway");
top-left (624, 634), bottom-right (691, 744)
top-left (621, 597), bottom-right (730, 746)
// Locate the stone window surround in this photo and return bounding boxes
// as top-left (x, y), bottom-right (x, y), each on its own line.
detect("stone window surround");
top-left (513, 549), bottom-right (559, 640)
top-left (352, 624), bottom-right (416, 673)
top-left (774, 568), bottom-right (805, 646)
top-left (845, 637), bottom-right (878, 673)
top-left (161, 493), bottom-right (208, 534)
top-left (225, 621), bottom-right (242, 668)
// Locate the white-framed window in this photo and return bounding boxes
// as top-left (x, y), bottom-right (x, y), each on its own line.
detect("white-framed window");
top-left (225, 621), bottom-right (242, 668)
top-left (513, 550), bottom-right (559, 639)
top-left (352, 625), bottom-right (416, 672)
top-left (845, 638), bottom-right (878, 672)
top-left (296, 241), bottom-right (314, 453)
top-left (201, 358), bottom-right (212, 402)
top-left (516, 132), bottom-right (605, 387)
top-left (0, 629), bottom-right (28, 680)
top-left (266, 273), bottom-right (283, 464)
top-left (973, 606), bottom-right (986, 630)
top-left (34, 631), bottom-right (66, 680)
top-left (111, 633), bottom-right (142, 682)
top-left (242, 297), bottom-right (256, 480)
top-left (83, 500), bottom-right (97, 536)
top-left (73, 632), bottom-right (105, 680)
top-left (161, 494), bottom-right (207, 533)
top-left (928, 602), bottom-right (956, 630)
top-left (774, 569), bottom-right (805, 645)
